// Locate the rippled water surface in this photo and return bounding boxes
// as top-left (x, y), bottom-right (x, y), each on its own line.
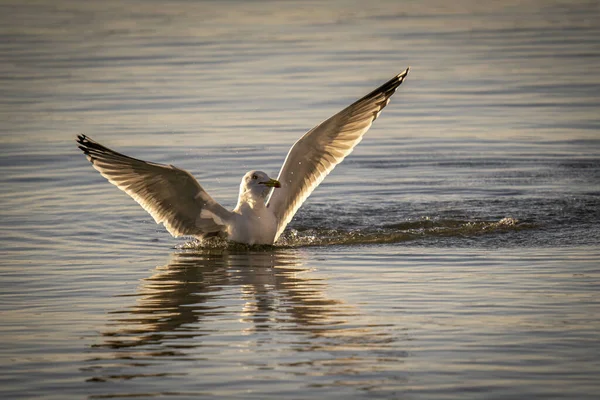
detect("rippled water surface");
top-left (1, 1), bottom-right (600, 399)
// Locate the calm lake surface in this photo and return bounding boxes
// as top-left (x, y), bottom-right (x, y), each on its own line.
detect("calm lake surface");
top-left (1, 0), bottom-right (599, 398)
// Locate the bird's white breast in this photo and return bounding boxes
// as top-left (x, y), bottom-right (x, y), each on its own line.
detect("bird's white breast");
top-left (227, 204), bottom-right (278, 245)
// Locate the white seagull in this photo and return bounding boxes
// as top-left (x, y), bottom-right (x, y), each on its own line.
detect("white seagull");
top-left (77, 68), bottom-right (409, 245)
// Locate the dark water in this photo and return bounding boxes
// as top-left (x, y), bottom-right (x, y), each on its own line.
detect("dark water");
top-left (1, 1), bottom-right (599, 399)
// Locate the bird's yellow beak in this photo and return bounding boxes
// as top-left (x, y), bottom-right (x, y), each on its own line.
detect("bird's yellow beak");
top-left (260, 178), bottom-right (281, 188)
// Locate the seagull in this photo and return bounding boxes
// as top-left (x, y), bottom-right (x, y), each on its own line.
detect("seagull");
top-left (77, 68), bottom-right (409, 245)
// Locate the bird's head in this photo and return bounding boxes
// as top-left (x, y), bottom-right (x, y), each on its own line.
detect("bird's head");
top-left (238, 170), bottom-right (281, 204)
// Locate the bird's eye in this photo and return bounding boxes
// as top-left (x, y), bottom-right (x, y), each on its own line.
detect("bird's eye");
top-left (252, 174), bottom-right (257, 180)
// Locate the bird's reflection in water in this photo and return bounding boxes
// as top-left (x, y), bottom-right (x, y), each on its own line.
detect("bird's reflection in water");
top-left (86, 248), bottom-right (404, 391)
top-left (99, 248), bottom-right (352, 349)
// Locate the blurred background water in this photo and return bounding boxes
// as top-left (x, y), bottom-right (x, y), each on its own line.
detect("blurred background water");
top-left (1, 0), bottom-right (599, 399)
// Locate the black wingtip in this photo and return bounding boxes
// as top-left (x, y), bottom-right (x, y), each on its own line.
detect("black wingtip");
top-left (76, 134), bottom-right (105, 152)
top-left (75, 134), bottom-right (154, 165)
top-left (395, 67), bottom-right (410, 85)
top-left (77, 135), bottom-right (87, 152)
top-left (76, 134), bottom-right (89, 146)
top-left (76, 134), bottom-right (102, 161)
top-left (77, 134), bottom-right (89, 148)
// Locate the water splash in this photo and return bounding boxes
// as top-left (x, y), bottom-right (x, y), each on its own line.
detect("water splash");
top-left (178, 217), bottom-right (532, 250)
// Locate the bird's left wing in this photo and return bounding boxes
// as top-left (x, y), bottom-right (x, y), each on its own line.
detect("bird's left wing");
top-left (267, 68), bottom-right (409, 242)
top-left (77, 135), bottom-right (232, 239)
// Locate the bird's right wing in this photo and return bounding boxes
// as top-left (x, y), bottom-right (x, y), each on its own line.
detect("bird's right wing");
top-left (77, 135), bottom-right (232, 238)
top-left (267, 68), bottom-right (409, 241)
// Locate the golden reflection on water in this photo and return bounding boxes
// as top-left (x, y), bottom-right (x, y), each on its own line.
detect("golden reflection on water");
top-left (103, 249), bottom-right (352, 342)
top-left (87, 248), bottom-right (400, 386)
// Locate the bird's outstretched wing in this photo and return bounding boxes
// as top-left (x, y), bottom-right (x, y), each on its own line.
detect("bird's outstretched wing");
top-left (267, 68), bottom-right (409, 241)
top-left (76, 134), bottom-right (232, 239)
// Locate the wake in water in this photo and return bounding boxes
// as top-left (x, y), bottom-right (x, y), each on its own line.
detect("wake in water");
top-left (177, 217), bottom-right (532, 250)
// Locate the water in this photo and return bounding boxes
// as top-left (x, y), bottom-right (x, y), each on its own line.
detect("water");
top-left (1, 0), bottom-right (599, 398)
